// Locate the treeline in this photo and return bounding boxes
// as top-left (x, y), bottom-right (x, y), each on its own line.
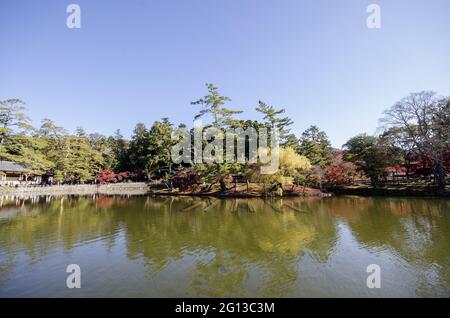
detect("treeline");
top-left (1, 85), bottom-right (448, 192)
top-left (343, 91), bottom-right (449, 192)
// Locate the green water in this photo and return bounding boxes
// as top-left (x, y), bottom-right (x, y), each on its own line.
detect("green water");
top-left (0, 195), bottom-right (449, 297)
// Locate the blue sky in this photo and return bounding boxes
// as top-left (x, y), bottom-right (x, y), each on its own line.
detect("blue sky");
top-left (1, 0), bottom-right (449, 147)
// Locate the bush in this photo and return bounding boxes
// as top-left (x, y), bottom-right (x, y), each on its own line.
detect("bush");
top-left (171, 170), bottom-right (203, 192)
top-left (97, 170), bottom-right (117, 184)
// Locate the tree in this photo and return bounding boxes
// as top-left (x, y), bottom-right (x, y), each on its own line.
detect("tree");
top-left (0, 110), bottom-right (54, 175)
top-left (57, 135), bottom-right (105, 183)
top-left (378, 127), bottom-right (415, 179)
top-left (279, 147), bottom-right (312, 177)
top-left (198, 162), bottom-right (234, 192)
top-left (147, 118), bottom-right (176, 179)
top-left (127, 123), bottom-right (151, 176)
top-left (324, 160), bottom-right (358, 187)
top-left (88, 133), bottom-right (117, 171)
top-left (380, 91), bottom-right (449, 191)
top-left (298, 125), bottom-right (333, 167)
top-left (256, 101), bottom-right (293, 145)
top-left (0, 99), bottom-right (32, 144)
top-left (75, 126), bottom-right (87, 137)
top-left (191, 83), bottom-right (243, 128)
top-left (343, 134), bottom-right (389, 185)
top-left (37, 119), bottom-right (69, 181)
top-left (37, 121), bottom-right (105, 183)
top-left (0, 133), bottom-right (54, 175)
top-left (125, 120), bottom-right (177, 180)
top-left (110, 129), bottom-right (129, 172)
top-left (39, 118), bottom-right (68, 138)
top-left (283, 133), bottom-right (301, 152)
top-left (254, 147), bottom-right (311, 196)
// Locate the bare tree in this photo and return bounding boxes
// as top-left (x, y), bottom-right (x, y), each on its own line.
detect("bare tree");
top-left (380, 91), bottom-right (449, 192)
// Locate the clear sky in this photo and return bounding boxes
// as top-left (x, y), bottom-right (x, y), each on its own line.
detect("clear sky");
top-left (1, 0), bottom-right (449, 147)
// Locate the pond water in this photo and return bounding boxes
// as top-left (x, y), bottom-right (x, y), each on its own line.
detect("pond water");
top-left (0, 195), bottom-right (449, 297)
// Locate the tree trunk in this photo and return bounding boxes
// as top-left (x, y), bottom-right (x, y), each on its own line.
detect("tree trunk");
top-left (370, 177), bottom-right (377, 187)
top-left (219, 179), bottom-right (227, 192)
top-left (435, 163), bottom-right (446, 193)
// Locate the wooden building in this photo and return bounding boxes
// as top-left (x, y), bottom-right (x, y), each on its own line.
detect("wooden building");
top-left (0, 160), bottom-right (41, 186)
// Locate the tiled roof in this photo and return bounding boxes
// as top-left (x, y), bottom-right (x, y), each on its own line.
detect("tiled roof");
top-left (0, 161), bottom-right (27, 173)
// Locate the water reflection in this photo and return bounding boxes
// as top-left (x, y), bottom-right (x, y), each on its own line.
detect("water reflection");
top-left (0, 195), bottom-right (449, 297)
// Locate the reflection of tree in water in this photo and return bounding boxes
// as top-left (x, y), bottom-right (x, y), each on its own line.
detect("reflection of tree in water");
top-left (334, 196), bottom-right (450, 296)
top-left (124, 197), bottom-right (337, 296)
top-left (0, 196), bottom-right (339, 296)
top-left (2, 195), bottom-right (448, 296)
top-left (0, 196), bottom-right (122, 260)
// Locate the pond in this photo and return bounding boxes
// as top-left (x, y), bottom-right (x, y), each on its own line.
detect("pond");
top-left (0, 195), bottom-right (449, 297)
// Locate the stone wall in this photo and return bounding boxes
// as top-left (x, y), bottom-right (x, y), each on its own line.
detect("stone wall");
top-left (0, 183), bottom-right (150, 196)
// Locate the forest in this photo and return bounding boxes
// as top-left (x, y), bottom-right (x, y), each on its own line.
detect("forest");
top-left (1, 84), bottom-right (449, 193)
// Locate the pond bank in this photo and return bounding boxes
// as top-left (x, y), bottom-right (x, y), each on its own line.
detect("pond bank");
top-left (328, 185), bottom-right (450, 198)
top-left (0, 183), bottom-right (150, 196)
top-left (148, 183), bottom-right (330, 198)
top-left (3, 183), bottom-right (448, 198)
top-left (0, 183), bottom-right (330, 198)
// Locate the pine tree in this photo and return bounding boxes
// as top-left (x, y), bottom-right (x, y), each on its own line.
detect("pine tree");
top-left (256, 101), bottom-right (293, 145)
top-left (191, 83), bottom-right (243, 128)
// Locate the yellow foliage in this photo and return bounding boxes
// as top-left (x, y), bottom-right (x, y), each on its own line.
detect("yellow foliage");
top-left (253, 147), bottom-right (311, 186)
top-left (279, 147), bottom-right (311, 171)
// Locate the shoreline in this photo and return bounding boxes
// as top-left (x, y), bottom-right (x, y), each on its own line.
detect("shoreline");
top-left (0, 183), bottom-right (330, 198)
top-left (0, 183), bottom-right (150, 197)
top-left (327, 186), bottom-right (450, 198)
top-left (0, 183), bottom-right (448, 198)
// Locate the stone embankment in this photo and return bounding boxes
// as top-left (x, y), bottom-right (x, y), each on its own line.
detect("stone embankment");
top-left (0, 183), bottom-right (150, 196)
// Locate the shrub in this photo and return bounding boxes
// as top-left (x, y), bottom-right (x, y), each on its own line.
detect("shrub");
top-left (97, 170), bottom-right (117, 184)
top-left (171, 169), bottom-right (203, 192)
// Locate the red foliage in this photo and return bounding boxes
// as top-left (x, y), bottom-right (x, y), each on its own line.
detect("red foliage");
top-left (385, 165), bottom-right (407, 174)
top-left (324, 161), bottom-right (358, 186)
top-left (97, 170), bottom-right (131, 184)
top-left (405, 152), bottom-right (450, 176)
top-left (171, 170), bottom-right (202, 192)
top-left (116, 171), bottom-right (130, 182)
top-left (97, 170), bottom-right (117, 184)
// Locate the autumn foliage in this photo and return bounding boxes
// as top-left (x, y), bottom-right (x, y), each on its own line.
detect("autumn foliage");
top-left (324, 161), bottom-right (358, 187)
top-left (171, 170), bottom-right (203, 192)
top-left (97, 170), bottom-right (130, 184)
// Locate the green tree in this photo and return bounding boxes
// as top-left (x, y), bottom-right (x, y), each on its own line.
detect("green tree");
top-left (283, 133), bottom-right (301, 152)
top-left (0, 99), bottom-right (32, 144)
top-left (147, 118), bottom-right (176, 179)
top-left (37, 121), bottom-right (105, 183)
top-left (298, 126), bottom-right (333, 167)
top-left (58, 135), bottom-right (105, 183)
top-left (256, 101), bottom-right (293, 145)
top-left (0, 133), bottom-right (54, 175)
top-left (37, 119), bottom-right (69, 180)
top-left (191, 83), bottom-right (243, 128)
top-left (343, 134), bottom-right (389, 185)
top-left (39, 118), bottom-right (68, 137)
top-left (110, 129), bottom-right (129, 172)
top-left (127, 123), bottom-right (151, 176)
top-left (88, 133), bottom-right (117, 171)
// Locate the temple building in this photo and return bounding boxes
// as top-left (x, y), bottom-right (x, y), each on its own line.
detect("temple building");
top-left (0, 161), bottom-right (42, 186)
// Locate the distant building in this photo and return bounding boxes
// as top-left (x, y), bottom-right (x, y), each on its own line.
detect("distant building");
top-left (0, 161), bottom-right (43, 186)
